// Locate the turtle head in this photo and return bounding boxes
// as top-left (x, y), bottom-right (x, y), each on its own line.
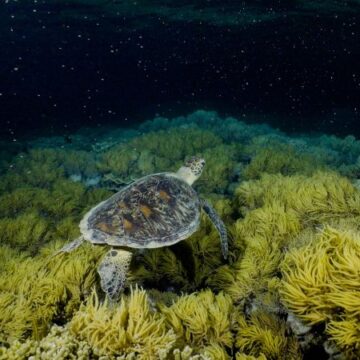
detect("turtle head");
top-left (176, 156), bottom-right (205, 185)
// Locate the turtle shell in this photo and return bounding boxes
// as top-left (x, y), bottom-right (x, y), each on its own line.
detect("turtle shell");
top-left (79, 173), bottom-right (200, 248)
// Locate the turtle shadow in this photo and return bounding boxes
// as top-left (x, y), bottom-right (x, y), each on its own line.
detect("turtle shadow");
top-left (169, 241), bottom-right (196, 283)
top-left (131, 242), bottom-right (196, 294)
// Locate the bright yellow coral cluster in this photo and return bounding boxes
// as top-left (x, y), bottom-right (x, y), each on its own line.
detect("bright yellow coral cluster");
top-left (69, 287), bottom-right (233, 359)
top-left (203, 171), bottom-right (360, 358)
top-left (0, 243), bottom-right (105, 344)
top-left (219, 171), bottom-right (360, 302)
top-left (280, 226), bottom-right (360, 356)
top-left (70, 287), bottom-right (176, 358)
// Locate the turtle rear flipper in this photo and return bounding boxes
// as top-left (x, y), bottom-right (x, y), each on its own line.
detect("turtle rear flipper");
top-left (54, 236), bottom-right (85, 256)
top-left (98, 249), bottom-right (132, 301)
top-left (200, 199), bottom-right (228, 260)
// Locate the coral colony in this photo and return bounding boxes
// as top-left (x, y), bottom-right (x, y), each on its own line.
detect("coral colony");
top-left (1, 111), bottom-right (360, 359)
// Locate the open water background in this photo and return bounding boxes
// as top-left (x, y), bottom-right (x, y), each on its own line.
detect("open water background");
top-left (0, 1), bottom-right (359, 139)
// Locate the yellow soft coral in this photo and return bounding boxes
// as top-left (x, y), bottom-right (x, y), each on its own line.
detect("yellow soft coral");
top-left (235, 311), bottom-right (300, 360)
top-left (160, 289), bottom-right (233, 352)
top-left (70, 287), bottom-right (176, 359)
top-left (0, 243), bottom-right (103, 343)
top-left (235, 353), bottom-right (267, 360)
top-left (225, 201), bottom-right (300, 302)
top-left (237, 172), bottom-right (360, 222)
top-left (280, 226), bottom-right (360, 355)
top-left (226, 171), bottom-right (360, 304)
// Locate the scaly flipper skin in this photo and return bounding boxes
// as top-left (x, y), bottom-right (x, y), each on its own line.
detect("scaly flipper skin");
top-left (200, 199), bottom-right (228, 260)
top-left (97, 249), bottom-right (132, 301)
top-left (55, 236), bottom-right (85, 255)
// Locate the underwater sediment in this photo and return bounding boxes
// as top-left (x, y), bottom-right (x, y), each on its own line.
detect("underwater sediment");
top-left (1, 111), bottom-right (360, 359)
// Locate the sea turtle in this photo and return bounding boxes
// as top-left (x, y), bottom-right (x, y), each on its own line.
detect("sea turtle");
top-left (57, 156), bottom-right (228, 300)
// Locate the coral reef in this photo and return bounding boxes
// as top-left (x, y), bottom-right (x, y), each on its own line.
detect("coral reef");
top-left (68, 288), bottom-right (233, 359)
top-left (2, 111), bottom-right (360, 359)
top-left (70, 288), bottom-right (176, 358)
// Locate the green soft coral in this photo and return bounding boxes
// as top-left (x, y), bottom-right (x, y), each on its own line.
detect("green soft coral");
top-left (243, 144), bottom-right (326, 180)
top-left (0, 179), bottom-right (111, 252)
top-left (98, 128), bottom-right (240, 193)
top-left (98, 127), bottom-right (221, 177)
top-left (0, 211), bottom-right (49, 249)
top-left (0, 148), bottom-right (99, 192)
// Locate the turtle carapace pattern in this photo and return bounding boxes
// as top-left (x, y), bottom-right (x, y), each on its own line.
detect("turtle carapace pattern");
top-left (85, 174), bottom-right (200, 248)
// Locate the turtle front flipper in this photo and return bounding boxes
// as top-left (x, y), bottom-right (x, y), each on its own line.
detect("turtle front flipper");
top-left (98, 249), bottom-right (132, 301)
top-left (200, 199), bottom-right (228, 260)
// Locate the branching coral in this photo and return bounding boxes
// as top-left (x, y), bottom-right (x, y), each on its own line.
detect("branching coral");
top-left (0, 324), bottom-right (91, 360)
top-left (4, 112), bottom-right (360, 359)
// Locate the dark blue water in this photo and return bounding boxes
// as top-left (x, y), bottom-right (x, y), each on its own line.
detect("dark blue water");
top-left (0, 0), bottom-right (359, 139)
